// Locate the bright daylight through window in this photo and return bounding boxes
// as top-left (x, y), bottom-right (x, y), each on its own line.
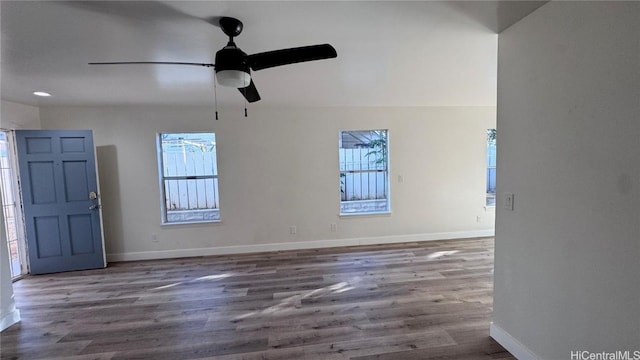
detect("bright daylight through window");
top-left (158, 133), bottom-right (220, 224)
top-left (0, 131), bottom-right (26, 278)
top-left (339, 130), bottom-right (389, 215)
top-left (486, 129), bottom-right (496, 206)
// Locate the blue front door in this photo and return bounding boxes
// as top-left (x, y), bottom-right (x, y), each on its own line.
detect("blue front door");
top-left (15, 130), bottom-right (105, 274)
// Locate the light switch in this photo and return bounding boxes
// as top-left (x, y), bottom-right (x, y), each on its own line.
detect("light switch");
top-left (504, 193), bottom-right (514, 211)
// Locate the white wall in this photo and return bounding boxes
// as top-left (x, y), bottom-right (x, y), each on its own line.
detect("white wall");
top-left (0, 192), bottom-right (20, 331)
top-left (39, 105), bottom-right (496, 260)
top-left (1, 100), bottom-right (41, 130)
top-left (0, 100), bottom-right (40, 331)
top-left (493, 2), bottom-right (640, 359)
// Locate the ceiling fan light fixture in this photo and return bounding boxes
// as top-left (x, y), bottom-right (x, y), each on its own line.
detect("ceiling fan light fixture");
top-left (216, 70), bottom-right (251, 88)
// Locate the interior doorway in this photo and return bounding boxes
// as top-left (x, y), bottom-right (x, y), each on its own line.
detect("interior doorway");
top-left (0, 130), bottom-right (28, 278)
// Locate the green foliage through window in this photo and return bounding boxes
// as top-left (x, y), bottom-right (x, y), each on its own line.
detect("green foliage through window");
top-left (339, 130), bottom-right (390, 214)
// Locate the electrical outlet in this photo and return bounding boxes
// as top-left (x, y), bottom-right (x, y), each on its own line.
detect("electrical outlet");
top-left (151, 233), bottom-right (158, 243)
top-left (397, 175), bottom-right (404, 183)
top-left (476, 216), bottom-right (481, 223)
top-left (330, 223), bottom-right (338, 232)
top-left (289, 226), bottom-right (297, 235)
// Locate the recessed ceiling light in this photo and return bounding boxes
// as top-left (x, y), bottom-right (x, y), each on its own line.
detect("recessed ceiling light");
top-left (33, 91), bottom-right (51, 97)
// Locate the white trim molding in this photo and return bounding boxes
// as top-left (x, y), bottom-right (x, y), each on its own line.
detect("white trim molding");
top-left (490, 322), bottom-right (542, 360)
top-left (0, 307), bottom-right (20, 332)
top-left (107, 229), bottom-right (495, 262)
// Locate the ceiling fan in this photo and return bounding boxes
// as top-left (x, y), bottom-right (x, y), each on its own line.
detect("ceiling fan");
top-left (89, 17), bottom-right (337, 103)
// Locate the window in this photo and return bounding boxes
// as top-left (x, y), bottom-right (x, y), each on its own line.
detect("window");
top-left (339, 130), bottom-right (390, 215)
top-left (158, 132), bottom-right (220, 224)
top-left (486, 129), bottom-right (497, 206)
top-left (0, 131), bottom-right (28, 278)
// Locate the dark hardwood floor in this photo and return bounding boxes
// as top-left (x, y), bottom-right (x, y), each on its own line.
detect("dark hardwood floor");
top-left (1, 237), bottom-right (514, 360)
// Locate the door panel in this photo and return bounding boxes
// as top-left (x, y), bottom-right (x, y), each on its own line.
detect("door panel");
top-left (34, 216), bottom-right (62, 257)
top-left (63, 161), bottom-right (89, 201)
top-left (29, 162), bottom-right (57, 203)
top-left (16, 130), bottom-right (105, 274)
top-left (68, 214), bottom-right (95, 255)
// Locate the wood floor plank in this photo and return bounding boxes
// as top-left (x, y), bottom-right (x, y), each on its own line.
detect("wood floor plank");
top-left (0, 237), bottom-right (514, 360)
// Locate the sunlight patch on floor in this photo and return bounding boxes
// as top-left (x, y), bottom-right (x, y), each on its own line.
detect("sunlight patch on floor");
top-left (150, 273), bottom-right (233, 292)
top-left (426, 250), bottom-right (459, 260)
top-left (194, 274), bottom-right (231, 281)
top-left (232, 277), bottom-right (363, 322)
top-left (152, 282), bottom-right (182, 291)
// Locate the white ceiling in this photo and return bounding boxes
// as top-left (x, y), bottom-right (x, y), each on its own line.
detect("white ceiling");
top-left (0, 1), bottom-right (545, 107)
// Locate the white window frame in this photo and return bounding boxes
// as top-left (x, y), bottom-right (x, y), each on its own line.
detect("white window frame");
top-left (0, 130), bottom-right (29, 278)
top-left (157, 132), bottom-right (221, 225)
top-left (486, 129), bottom-right (496, 207)
top-left (339, 129), bottom-right (391, 216)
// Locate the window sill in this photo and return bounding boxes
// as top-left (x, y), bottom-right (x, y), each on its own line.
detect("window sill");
top-left (161, 219), bottom-right (222, 226)
top-left (340, 211), bottom-right (391, 218)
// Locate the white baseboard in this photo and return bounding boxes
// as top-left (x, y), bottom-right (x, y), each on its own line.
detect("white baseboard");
top-left (107, 229), bottom-right (495, 262)
top-left (490, 322), bottom-right (541, 360)
top-left (0, 308), bottom-right (21, 332)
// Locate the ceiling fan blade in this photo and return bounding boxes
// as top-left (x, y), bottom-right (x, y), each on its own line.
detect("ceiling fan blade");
top-left (89, 61), bottom-right (214, 67)
top-left (248, 44), bottom-right (337, 71)
top-left (238, 80), bottom-right (261, 103)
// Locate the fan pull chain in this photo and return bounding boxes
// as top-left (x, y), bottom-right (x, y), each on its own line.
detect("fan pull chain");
top-left (244, 98), bottom-right (248, 118)
top-left (214, 77), bottom-right (219, 120)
